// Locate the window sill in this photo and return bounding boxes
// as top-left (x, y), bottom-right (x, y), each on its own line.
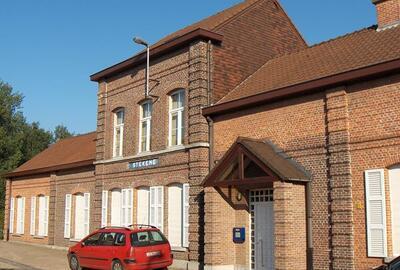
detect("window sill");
top-left (171, 247), bottom-right (188, 252)
top-left (33, 236), bottom-right (46, 239)
top-left (11, 234), bottom-right (23, 237)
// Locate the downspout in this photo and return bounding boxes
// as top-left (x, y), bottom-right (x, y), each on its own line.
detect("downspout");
top-left (306, 181), bottom-right (313, 270)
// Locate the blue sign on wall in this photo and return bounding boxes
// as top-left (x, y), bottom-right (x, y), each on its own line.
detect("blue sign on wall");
top-left (128, 158), bottom-right (159, 170)
top-left (233, 227), bottom-right (245, 243)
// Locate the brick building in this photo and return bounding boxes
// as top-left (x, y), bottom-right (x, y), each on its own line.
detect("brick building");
top-left (3, 0), bottom-right (400, 270)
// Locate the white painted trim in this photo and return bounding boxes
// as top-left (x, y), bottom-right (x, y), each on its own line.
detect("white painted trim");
top-left (94, 142), bottom-right (209, 165)
top-left (139, 101), bottom-right (152, 153)
top-left (113, 109), bottom-right (124, 158)
top-left (168, 89), bottom-right (185, 147)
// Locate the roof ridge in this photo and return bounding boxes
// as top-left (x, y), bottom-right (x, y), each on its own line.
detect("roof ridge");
top-left (55, 131), bottom-right (96, 142)
top-left (308, 25), bottom-right (377, 49)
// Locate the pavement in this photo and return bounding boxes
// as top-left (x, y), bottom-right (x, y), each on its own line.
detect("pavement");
top-left (0, 241), bottom-right (69, 270)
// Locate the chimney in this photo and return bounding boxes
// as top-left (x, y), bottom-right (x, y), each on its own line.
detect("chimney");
top-left (372, 0), bottom-right (400, 30)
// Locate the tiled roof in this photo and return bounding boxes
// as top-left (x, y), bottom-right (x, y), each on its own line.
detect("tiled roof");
top-left (7, 132), bottom-right (96, 177)
top-left (217, 25), bottom-right (400, 104)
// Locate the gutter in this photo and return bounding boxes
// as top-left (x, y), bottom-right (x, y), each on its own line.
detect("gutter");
top-left (202, 58), bottom-right (400, 118)
top-left (90, 28), bottom-right (223, 82)
top-left (4, 159), bottom-right (95, 178)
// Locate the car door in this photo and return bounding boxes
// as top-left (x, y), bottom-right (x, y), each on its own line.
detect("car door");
top-left (78, 232), bottom-right (102, 268)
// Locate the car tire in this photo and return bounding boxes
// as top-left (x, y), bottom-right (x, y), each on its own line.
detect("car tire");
top-left (111, 259), bottom-right (124, 270)
top-left (69, 254), bottom-right (82, 270)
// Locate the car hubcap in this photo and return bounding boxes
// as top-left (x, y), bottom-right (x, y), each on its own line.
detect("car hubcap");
top-left (114, 262), bottom-right (122, 270)
top-left (70, 257), bottom-right (78, 270)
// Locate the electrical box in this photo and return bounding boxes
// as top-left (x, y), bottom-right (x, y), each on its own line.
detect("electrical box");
top-left (233, 227), bottom-right (245, 243)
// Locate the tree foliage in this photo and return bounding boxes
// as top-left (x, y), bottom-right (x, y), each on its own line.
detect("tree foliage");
top-left (0, 80), bottom-right (73, 239)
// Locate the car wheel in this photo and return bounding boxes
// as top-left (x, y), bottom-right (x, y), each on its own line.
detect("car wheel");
top-left (69, 254), bottom-right (82, 270)
top-left (111, 259), bottom-right (124, 270)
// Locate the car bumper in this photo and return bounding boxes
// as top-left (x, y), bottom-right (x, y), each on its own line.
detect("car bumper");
top-left (124, 259), bottom-right (173, 270)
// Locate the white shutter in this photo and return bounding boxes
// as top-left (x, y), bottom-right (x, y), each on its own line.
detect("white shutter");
top-left (101, 191), bottom-right (108, 227)
top-left (9, 197), bottom-right (14, 234)
top-left (30, 197), bottom-right (36, 235)
top-left (64, 194), bottom-right (72, 238)
top-left (111, 190), bottom-right (122, 226)
top-left (126, 189), bottom-right (133, 226)
top-left (44, 196), bottom-right (49, 236)
top-left (19, 197), bottom-right (25, 234)
top-left (150, 186), bottom-right (164, 231)
top-left (365, 169), bottom-right (387, 257)
top-left (137, 187), bottom-right (149, 225)
top-left (84, 193), bottom-right (90, 235)
top-left (183, 184), bottom-right (190, 248)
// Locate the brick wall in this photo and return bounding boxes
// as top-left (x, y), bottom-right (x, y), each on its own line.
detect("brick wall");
top-left (6, 175), bottom-right (51, 245)
top-left (209, 74), bottom-right (400, 269)
top-left (374, 0), bottom-right (400, 28)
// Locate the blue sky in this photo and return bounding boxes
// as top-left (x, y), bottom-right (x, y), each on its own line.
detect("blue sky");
top-left (0, 0), bottom-right (376, 134)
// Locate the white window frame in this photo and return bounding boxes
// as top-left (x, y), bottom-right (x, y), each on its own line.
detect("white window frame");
top-left (64, 194), bottom-right (72, 238)
top-left (38, 195), bottom-right (49, 237)
top-left (101, 191), bottom-right (108, 227)
top-left (139, 101), bottom-right (152, 153)
top-left (9, 197), bottom-right (14, 234)
top-left (365, 169), bottom-right (388, 258)
top-left (150, 186), bottom-right (164, 231)
top-left (16, 197), bottom-right (25, 235)
top-left (137, 187), bottom-right (150, 225)
top-left (113, 109), bottom-right (124, 158)
top-left (168, 90), bottom-right (185, 147)
top-left (30, 196), bottom-right (36, 235)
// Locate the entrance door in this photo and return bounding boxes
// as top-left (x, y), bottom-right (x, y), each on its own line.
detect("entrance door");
top-left (250, 189), bottom-right (274, 270)
top-left (390, 166), bottom-right (400, 256)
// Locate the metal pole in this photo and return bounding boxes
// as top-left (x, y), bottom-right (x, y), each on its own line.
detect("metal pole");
top-left (146, 45), bottom-right (150, 97)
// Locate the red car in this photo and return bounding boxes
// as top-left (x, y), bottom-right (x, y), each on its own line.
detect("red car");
top-left (67, 225), bottom-right (173, 270)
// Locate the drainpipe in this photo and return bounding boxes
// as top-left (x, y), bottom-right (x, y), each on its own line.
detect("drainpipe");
top-left (306, 181), bottom-right (313, 270)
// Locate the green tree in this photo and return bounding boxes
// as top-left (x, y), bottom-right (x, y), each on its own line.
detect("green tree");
top-left (52, 124), bottom-right (73, 142)
top-left (0, 80), bottom-right (53, 239)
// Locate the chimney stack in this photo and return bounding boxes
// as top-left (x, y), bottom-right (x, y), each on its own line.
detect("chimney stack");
top-left (372, 0), bottom-right (400, 29)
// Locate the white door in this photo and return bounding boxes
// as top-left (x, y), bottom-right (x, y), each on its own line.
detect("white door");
top-left (251, 190), bottom-right (274, 270)
top-left (111, 190), bottom-right (122, 226)
top-left (74, 194), bottom-right (85, 239)
top-left (390, 166), bottom-right (400, 256)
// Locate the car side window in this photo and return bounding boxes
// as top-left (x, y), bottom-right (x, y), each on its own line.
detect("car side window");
top-left (115, 233), bottom-right (126, 246)
top-left (84, 233), bottom-right (102, 246)
top-left (99, 232), bottom-right (117, 246)
top-left (391, 260), bottom-right (400, 270)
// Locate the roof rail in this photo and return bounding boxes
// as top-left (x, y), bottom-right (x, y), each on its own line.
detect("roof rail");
top-left (128, 224), bottom-right (157, 229)
top-left (99, 226), bottom-right (131, 231)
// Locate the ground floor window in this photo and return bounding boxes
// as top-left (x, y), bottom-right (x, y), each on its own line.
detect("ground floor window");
top-left (137, 187), bottom-right (150, 225)
top-left (37, 195), bottom-right (49, 237)
top-left (389, 166), bottom-right (400, 257)
top-left (108, 188), bottom-right (133, 227)
top-left (64, 193), bottom-right (90, 240)
top-left (150, 186), bottom-right (164, 231)
top-left (30, 196), bottom-right (36, 235)
top-left (16, 197), bottom-right (25, 234)
top-left (168, 184), bottom-right (189, 248)
top-left (9, 197), bottom-right (15, 234)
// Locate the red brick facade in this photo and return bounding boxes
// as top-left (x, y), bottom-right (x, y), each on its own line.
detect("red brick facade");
top-left (374, 0), bottom-right (400, 29)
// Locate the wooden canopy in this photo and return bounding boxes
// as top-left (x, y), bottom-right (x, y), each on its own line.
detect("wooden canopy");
top-left (203, 137), bottom-right (310, 188)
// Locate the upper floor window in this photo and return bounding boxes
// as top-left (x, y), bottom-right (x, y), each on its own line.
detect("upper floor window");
top-left (139, 101), bottom-right (152, 152)
top-left (169, 90), bottom-right (185, 147)
top-left (113, 109), bottom-right (124, 157)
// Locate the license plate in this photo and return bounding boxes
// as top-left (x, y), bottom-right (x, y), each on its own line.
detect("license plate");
top-left (146, 251), bottom-right (161, 257)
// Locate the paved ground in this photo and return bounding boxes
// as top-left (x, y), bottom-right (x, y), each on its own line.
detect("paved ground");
top-left (0, 241), bottom-right (69, 270)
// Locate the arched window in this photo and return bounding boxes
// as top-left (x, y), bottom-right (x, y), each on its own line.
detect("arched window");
top-left (113, 108), bottom-right (125, 157)
top-left (169, 90), bottom-right (185, 147)
top-left (15, 196), bottom-right (25, 235)
top-left (110, 188), bottom-right (133, 227)
top-left (137, 187), bottom-right (150, 224)
top-left (37, 195), bottom-right (49, 237)
top-left (139, 101), bottom-right (152, 152)
top-left (64, 192), bottom-right (90, 240)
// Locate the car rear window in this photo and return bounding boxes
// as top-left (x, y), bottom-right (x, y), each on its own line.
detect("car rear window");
top-left (130, 230), bottom-right (167, 247)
